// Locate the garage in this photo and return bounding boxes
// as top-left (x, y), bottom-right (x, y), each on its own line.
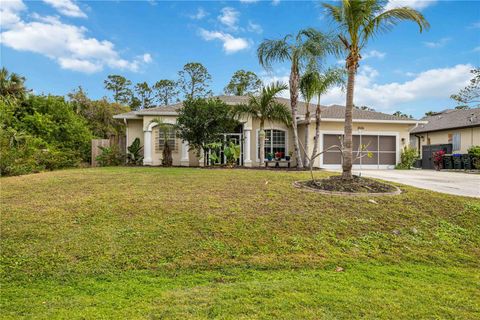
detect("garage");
top-left (322, 134), bottom-right (397, 168)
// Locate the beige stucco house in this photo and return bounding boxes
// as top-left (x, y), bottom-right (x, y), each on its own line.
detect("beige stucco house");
top-left (113, 96), bottom-right (424, 169)
top-left (410, 108), bottom-right (480, 168)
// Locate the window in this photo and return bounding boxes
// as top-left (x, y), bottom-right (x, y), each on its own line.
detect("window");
top-left (156, 126), bottom-right (177, 151)
top-left (258, 129), bottom-right (286, 158)
top-left (452, 133), bottom-right (461, 151)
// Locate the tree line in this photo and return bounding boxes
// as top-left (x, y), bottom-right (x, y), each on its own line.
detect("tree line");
top-left (104, 63), bottom-right (262, 110)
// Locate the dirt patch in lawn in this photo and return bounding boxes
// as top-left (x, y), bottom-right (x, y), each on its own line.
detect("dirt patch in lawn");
top-left (294, 175), bottom-right (401, 196)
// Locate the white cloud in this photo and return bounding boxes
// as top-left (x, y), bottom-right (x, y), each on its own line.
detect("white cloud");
top-left (218, 7), bottom-right (239, 30)
top-left (272, 0), bottom-right (281, 6)
top-left (362, 50), bottom-right (386, 60)
top-left (240, 0), bottom-right (259, 3)
top-left (189, 7), bottom-right (207, 20)
top-left (247, 21), bottom-right (263, 34)
top-left (321, 64), bottom-right (473, 111)
top-left (384, 0), bottom-right (437, 11)
top-left (0, 9), bottom-right (151, 74)
top-left (42, 0), bottom-right (87, 18)
top-left (423, 37), bottom-right (450, 48)
top-left (261, 64), bottom-right (473, 112)
top-left (0, 0), bottom-right (26, 28)
top-left (469, 21), bottom-right (480, 29)
top-left (141, 53), bottom-right (152, 63)
top-left (199, 29), bottom-right (250, 54)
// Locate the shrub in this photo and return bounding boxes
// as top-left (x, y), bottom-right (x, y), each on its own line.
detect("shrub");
top-left (395, 146), bottom-right (418, 169)
top-left (468, 145), bottom-right (480, 169)
top-left (126, 138), bottom-right (143, 165)
top-left (96, 145), bottom-right (123, 167)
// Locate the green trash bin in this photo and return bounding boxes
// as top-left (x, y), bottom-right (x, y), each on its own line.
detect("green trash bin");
top-left (443, 155), bottom-right (453, 169)
top-left (452, 154), bottom-right (463, 169)
top-left (462, 154), bottom-right (472, 170)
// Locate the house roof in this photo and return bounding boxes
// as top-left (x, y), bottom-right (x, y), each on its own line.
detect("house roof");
top-left (410, 108), bottom-right (480, 134)
top-left (113, 95), bottom-right (422, 123)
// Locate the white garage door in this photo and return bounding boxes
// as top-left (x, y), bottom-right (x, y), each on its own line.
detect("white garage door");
top-left (323, 134), bottom-right (397, 165)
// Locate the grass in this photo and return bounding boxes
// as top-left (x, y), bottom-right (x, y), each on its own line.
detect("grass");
top-left (1, 167), bottom-right (479, 319)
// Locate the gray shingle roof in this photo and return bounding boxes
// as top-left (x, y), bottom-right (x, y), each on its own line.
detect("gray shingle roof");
top-left (410, 108), bottom-right (480, 133)
top-left (114, 95), bottom-right (421, 122)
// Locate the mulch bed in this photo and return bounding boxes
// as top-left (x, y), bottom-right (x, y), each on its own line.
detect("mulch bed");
top-left (295, 175), bottom-right (401, 196)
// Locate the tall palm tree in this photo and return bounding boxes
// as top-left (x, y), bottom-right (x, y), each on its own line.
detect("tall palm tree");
top-left (257, 29), bottom-right (336, 169)
top-left (323, 0), bottom-right (429, 179)
top-left (0, 67), bottom-right (28, 100)
top-left (234, 82), bottom-right (291, 165)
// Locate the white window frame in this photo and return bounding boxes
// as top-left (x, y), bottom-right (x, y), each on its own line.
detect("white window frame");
top-left (255, 128), bottom-right (288, 161)
top-left (452, 132), bottom-right (461, 151)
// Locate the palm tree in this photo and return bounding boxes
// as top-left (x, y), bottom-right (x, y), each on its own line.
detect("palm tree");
top-left (0, 67), bottom-right (28, 100)
top-left (308, 68), bottom-right (346, 163)
top-left (299, 71), bottom-right (317, 168)
top-left (323, 0), bottom-right (429, 179)
top-left (257, 29), bottom-right (336, 169)
top-left (234, 82), bottom-right (291, 165)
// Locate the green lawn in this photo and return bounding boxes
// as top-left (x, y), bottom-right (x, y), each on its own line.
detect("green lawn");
top-left (1, 167), bottom-right (479, 319)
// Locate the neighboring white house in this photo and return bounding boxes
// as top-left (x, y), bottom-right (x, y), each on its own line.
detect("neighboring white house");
top-left (114, 96), bottom-right (424, 169)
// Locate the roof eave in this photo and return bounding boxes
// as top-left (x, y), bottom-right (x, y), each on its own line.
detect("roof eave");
top-left (302, 118), bottom-right (426, 124)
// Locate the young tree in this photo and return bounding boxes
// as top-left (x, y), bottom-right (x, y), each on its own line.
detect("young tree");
top-left (176, 98), bottom-right (238, 162)
top-left (134, 82), bottom-right (154, 109)
top-left (224, 70), bottom-right (262, 96)
top-left (104, 75), bottom-right (132, 104)
top-left (323, 0), bottom-right (429, 179)
top-left (303, 68), bottom-right (345, 164)
top-left (258, 29), bottom-right (337, 169)
top-left (177, 62), bottom-right (212, 99)
top-left (153, 80), bottom-right (179, 106)
top-left (450, 68), bottom-right (479, 108)
top-left (234, 82), bottom-right (291, 165)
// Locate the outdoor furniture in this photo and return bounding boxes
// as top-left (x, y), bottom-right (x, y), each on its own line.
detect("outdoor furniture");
top-left (265, 159), bottom-right (291, 168)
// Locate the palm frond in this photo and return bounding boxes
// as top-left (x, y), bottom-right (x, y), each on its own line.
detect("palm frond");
top-left (257, 38), bottom-right (291, 70)
top-left (367, 7), bottom-right (430, 37)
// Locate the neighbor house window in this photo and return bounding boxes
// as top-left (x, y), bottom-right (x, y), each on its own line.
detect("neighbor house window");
top-left (258, 129), bottom-right (286, 158)
top-left (452, 133), bottom-right (461, 151)
top-left (156, 126), bottom-right (177, 151)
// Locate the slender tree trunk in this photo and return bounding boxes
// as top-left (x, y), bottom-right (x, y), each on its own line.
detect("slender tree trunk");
top-left (303, 102), bottom-right (310, 167)
top-left (289, 64), bottom-right (303, 169)
top-left (311, 96), bottom-right (321, 164)
top-left (259, 120), bottom-right (265, 166)
top-left (342, 64), bottom-right (356, 180)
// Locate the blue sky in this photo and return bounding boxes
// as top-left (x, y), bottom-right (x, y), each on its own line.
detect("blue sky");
top-left (1, 0), bottom-right (479, 117)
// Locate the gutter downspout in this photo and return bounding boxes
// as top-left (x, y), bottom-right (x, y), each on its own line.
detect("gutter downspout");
top-left (124, 118), bottom-right (128, 164)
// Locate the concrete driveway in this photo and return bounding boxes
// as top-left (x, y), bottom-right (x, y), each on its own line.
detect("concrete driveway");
top-left (352, 170), bottom-right (480, 198)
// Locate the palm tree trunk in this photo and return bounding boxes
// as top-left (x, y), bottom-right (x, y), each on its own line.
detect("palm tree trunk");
top-left (303, 103), bottom-right (310, 167)
top-left (342, 64), bottom-right (356, 180)
top-left (289, 64), bottom-right (303, 169)
top-left (259, 120), bottom-right (265, 166)
top-left (311, 97), bottom-right (321, 163)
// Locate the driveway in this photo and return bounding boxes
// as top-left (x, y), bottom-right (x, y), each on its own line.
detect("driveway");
top-left (352, 170), bottom-right (480, 198)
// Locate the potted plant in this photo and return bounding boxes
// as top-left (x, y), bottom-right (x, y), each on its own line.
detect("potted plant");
top-left (285, 151), bottom-right (293, 161)
top-left (274, 151), bottom-right (283, 160)
top-left (266, 152), bottom-right (274, 161)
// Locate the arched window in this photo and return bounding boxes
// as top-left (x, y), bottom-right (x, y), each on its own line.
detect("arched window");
top-left (258, 129), bottom-right (287, 158)
top-left (155, 125), bottom-right (177, 152)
